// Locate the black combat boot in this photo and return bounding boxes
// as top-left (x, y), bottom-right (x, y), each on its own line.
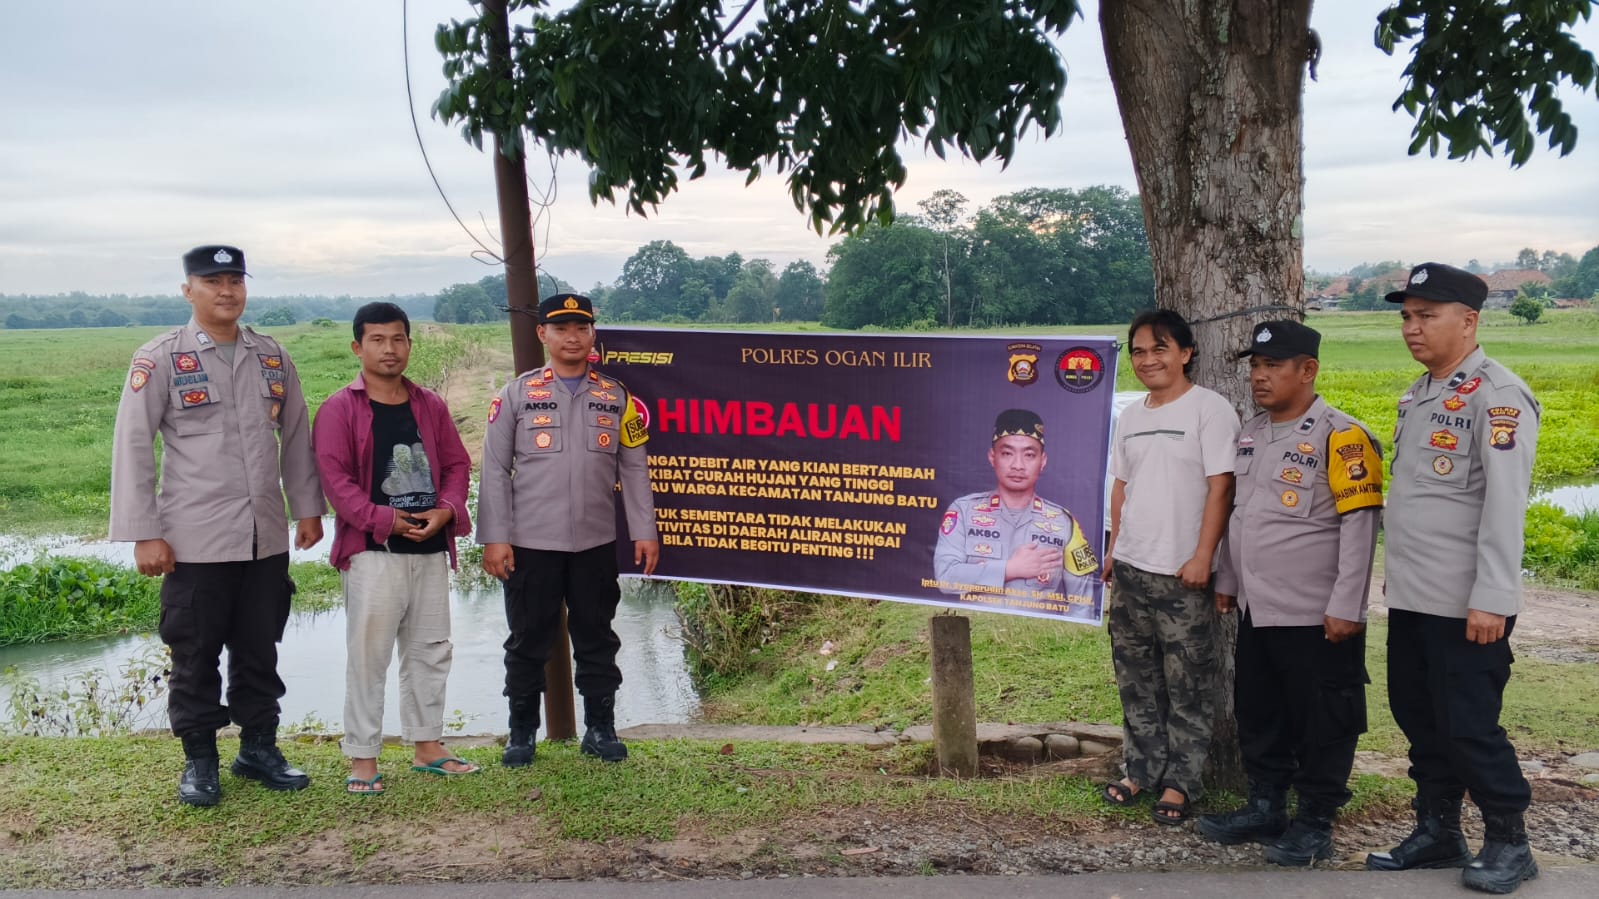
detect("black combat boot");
top-left (1462, 812), bottom-right (1538, 894)
top-left (1264, 801), bottom-right (1337, 866)
top-left (177, 731), bottom-right (221, 807)
top-left (231, 728), bottom-right (310, 791)
top-left (502, 695), bottom-right (540, 768)
top-left (1197, 783), bottom-right (1288, 845)
top-left (1366, 794), bottom-right (1473, 871)
top-left (580, 694), bottom-right (627, 762)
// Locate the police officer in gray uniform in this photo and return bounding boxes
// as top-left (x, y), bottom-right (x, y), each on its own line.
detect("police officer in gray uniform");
top-left (477, 293), bottom-right (659, 766)
top-left (1199, 321), bottom-right (1382, 866)
top-left (933, 410), bottom-right (1100, 612)
top-left (1367, 263), bottom-right (1541, 895)
top-left (110, 245), bottom-right (325, 806)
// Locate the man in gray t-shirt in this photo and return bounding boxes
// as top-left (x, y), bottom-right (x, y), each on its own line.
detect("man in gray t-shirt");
top-left (1099, 309), bottom-right (1237, 827)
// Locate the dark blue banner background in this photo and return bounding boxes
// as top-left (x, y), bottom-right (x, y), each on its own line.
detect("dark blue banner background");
top-left (600, 329), bottom-right (1118, 624)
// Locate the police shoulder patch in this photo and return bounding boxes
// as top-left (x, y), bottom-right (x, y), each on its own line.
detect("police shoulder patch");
top-left (1062, 517), bottom-right (1099, 577)
top-left (1327, 425), bottom-right (1383, 514)
top-left (619, 391), bottom-right (649, 447)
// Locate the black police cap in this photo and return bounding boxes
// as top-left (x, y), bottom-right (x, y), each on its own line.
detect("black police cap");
top-left (993, 409), bottom-right (1045, 446)
top-left (183, 245), bottom-right (247, 277)
top-left (539, 292), bottom-right (595, 323)
top-left (1385, 262), bottom-right (1487, 310)
top-left (1238, 319), bottom-right (1320, 360)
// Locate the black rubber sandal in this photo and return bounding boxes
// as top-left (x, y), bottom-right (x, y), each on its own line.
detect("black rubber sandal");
top-left (1100, 780), bottom-right (1142, 806)
top-left (1151, 791), bottom-right (1190, 826)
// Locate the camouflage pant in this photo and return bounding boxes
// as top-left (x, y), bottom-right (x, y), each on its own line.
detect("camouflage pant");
top-left (1107, 560), bottom-right (1219, 799)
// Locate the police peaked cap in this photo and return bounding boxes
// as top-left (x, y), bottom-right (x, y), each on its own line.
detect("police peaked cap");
top-left (1385, 262), bottom-right (1487, 310)
top-left (993, 409), bottom-right (1045, 445)
top-left (183, 245), bottom-right (248, 277)
top-left (1238, 319), bottom-right (1320, 360)
top-left (539, 292), bottom-right (595, 323)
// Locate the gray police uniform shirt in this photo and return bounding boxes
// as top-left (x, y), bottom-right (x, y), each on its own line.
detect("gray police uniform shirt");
top-left (1385, 347), bottom-right (1539, 619)
top-left (109, 319), bottom-right (324, 562)
top-left (933, 492), bottom-right (1100, 604)
top-left (476, 366), bottom-right (657, 552)
top-left (1214, 397), bottom-right (1382, 627)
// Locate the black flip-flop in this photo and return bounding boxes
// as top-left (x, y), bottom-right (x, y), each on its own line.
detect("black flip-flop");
top-left (1100, 780), bottom-right (1142, 806)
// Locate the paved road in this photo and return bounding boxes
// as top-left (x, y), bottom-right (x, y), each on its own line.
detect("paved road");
top-left (7, 868), bottom-right (1598, 899)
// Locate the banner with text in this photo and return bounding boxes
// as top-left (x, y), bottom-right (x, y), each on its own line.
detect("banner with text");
top-left (601, 330), bottom-right (1119, 624)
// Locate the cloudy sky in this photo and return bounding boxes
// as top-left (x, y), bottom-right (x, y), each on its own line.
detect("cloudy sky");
top-left (1, 1), bottom-right (1595, 299)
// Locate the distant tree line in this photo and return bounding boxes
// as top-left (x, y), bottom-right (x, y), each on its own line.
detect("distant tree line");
top-left (0, 292), bottom-right (436, 330)
top-left (1306, 243), bottom-right (1599, 312)
top-left (431, 184), bottom-right (1156, 330)
top-left (432, 271), bottom-right (576, 323)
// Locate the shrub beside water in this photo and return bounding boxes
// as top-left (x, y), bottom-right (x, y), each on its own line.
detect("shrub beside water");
top-left (3, 640), bottom-right (170, 736)
top-left (674, 583), bottom-right (817, 685)
top-left (0, 557), bottom-right (160, 646)
top-left (1522, 501), bottom-right (1599, 592)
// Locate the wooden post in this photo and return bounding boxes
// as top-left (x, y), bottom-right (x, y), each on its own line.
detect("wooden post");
top-left (483, 0), bottom-right (574, 741)
top-left (930, 614), bottom-right (978, 777)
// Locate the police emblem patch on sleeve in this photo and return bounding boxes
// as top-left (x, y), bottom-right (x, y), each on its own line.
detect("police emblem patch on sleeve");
top-left (487, 396), bottom-right (502, 424)
top-left (1487, 406), bottom-right (1522, 450)
top-left (1328, 426), bottom-right (1383, 513)
top-left (129, 368), bottom-right (149, 392)
top-left (619, 394), bottom-right (650, 447)
top-left (940, 510), bottom-right (959, 536)
top-left (1063, 519), bottom-right (1099, 577)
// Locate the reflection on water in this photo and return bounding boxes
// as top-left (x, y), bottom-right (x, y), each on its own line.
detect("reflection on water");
top-left (0, 577), bottom-right (698, 738)
top-left (1538, 481), bottom-right (1599, 514)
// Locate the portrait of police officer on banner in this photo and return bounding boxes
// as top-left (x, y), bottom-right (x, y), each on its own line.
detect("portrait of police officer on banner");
top-left (932, 409), bottom-right (1099, 611)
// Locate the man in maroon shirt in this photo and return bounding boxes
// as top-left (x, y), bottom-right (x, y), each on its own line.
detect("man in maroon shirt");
top-left (313, 302), bottom-right (474, 794)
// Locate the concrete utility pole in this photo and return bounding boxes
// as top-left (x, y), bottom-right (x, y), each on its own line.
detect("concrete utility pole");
top-left (483, 0), bottom-right (575, 741)
top-left (930, 614), bottom-right (978, 777)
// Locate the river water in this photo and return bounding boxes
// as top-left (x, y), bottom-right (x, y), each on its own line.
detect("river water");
top-left (0, 577), bottom-right (698, 738)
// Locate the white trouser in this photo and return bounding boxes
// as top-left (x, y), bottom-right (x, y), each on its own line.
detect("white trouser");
top-left (340, 550), bottom-right (452, 757)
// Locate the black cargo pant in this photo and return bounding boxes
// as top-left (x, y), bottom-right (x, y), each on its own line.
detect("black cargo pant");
top-left (1235, 608), bottom-right (1368, 810)
top-left (501, 543), bottom-right (622, 701)
top-left (1386, 608), bottom-right (1530, 815)
top-left (158, 553), bottom-right (294, 737)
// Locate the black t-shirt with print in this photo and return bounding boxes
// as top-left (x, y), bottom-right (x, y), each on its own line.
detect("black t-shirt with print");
top-left (366, 398), bottom-right (446, 555)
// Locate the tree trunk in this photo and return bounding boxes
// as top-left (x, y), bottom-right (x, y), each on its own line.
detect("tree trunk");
top-left (1100, 0), bottom-right (1313, 790)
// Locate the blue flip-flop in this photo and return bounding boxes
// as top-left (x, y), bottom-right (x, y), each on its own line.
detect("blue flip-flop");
top-left (411, 756), bottom-right (479, 776)
top-left (345, 773), bottom-right (384, 795)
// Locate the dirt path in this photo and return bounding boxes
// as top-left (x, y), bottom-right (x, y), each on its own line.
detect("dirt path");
top-left (429, 327), bottom-right (516, 471)
top-left (1368, 575), bottom-right (1599, 662)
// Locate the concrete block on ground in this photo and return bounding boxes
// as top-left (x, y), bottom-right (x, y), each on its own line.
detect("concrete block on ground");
top-left (1044, 734), bottom-right (1080, 759)
top-left (999, 736), bottom-right (1044, 762)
